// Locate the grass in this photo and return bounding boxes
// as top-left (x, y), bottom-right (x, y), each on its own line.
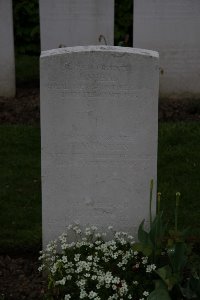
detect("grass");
top-left (15, 55), bottom-right (39, 87)
top-left (0, 122), bottom-right (199, 253)
top-left (157, 122), bottom-right (200, 237)
top-left (0, 125), bottom-right (41, 253)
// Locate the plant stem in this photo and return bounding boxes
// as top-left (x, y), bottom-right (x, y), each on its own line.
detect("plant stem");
top-left (175, 192), bottom-right (181, 232)
top-left (157, 192), bottom-right (161, 215)
top-left (150, 179), bottom-right (154, 227)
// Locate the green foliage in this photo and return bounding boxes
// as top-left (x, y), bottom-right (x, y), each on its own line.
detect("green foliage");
top-left (13, 0), bottom-right (133, 57)
top-left (0, 294), bottom-right (5, 300)
top-left (148, 281), bottom-right (171, 300)
top-left (188, 276), bottom-right (200, 298)
top-left (39, 225), bottom-right (155, 300)
top-left (13, 0), bottom-right (40, 55)
top-left (167, 242), bottom-right (187, 274)
top-left (39, 181), bottom-right (200, 300)
top-left (114, 0), bottom-right (133, 46)
top-left (133, 212), bottom-right (167, 257)
top-left (133, 184), bottom-right (200, 300)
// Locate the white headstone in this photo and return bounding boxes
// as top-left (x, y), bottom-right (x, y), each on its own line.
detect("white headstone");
top-left (0, 0), bottom-right (15, 97)
top-left (39, 0), bottom-right (114, 51)
top-left (133, 0), bottom-right (200, 98)
top-left (40, 46), bottom-right (159, 246)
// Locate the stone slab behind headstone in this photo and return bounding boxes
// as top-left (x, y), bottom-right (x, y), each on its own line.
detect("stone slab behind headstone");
top-left (39, 0), bottom-right (114, 51)
top-left (133, 0), bottom-right (200, 98)
top-left (0, 0), bottom-right (15, 97)
top-left (40, 46), bottom-right (159, 246)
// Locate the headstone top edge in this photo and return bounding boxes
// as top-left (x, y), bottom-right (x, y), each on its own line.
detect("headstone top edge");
top-left (40, 46), bottom-right (159, 59)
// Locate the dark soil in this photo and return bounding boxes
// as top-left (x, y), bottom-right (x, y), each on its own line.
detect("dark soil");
top-left (0, 88), bottom-right (200, 299)
top-left (0, 88), bottom-right (200, 125)
top-left (0, 88), bottom-right (40, 125)
top-left (0, 255), bottom-right (46, 300)
top-left (159, 97), bottom-right (200, 122)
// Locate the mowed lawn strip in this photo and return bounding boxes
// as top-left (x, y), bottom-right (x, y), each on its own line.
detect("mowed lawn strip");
top-left (0, 122), bottom-right (199, 253)
top-left (158, 121), bottom-right (200, 238)
top-left (0, 125), bottom-right (41, 253)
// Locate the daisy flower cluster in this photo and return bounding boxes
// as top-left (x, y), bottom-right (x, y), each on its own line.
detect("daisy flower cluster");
top-left (39, 224), bottom-right (156, 300)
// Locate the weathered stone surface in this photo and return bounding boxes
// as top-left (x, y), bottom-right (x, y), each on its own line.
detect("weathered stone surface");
top-left (40, 46), bottom-right (159, 246)
top-left (39, 0), bottom-right (114, 50)
top-left (133, 0), bottom-right (200, 98)
top-left (0, 0), bottom-right (15, 97)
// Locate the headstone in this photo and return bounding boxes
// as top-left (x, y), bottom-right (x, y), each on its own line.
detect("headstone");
top-left (0, 0), bottom-right (15, 97)
top-left (40, 46), bottom-right (159, 246)
top-left (133, 0), bottom-right (200, 98)
top-left (39, 0), bottom-right (114, 51)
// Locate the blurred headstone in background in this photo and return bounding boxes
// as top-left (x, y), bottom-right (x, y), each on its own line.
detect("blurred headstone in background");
top-left (0, 0), bottom-right (15, 97)
top-left (39, 0), bottom-right (114, 50)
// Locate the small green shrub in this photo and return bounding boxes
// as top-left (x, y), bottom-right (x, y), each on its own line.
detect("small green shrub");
top-left (13, 0), bottom-right (40, 56)
top-left (133, 184), bottom-right (200, 300)
top-left (39, 225), bottom-right (155, 300)
top-left (39, 183), bottom-right (200, 300)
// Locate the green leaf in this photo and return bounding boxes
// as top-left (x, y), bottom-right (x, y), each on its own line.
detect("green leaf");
top-left (179, 274), bottom-right (200, 299)
top-left (168, 242), bottom-right (187, 273)
top-left (156, 265), bottom-right (172, 283)
top-left (180, 227), bottom-right (191, 238)
top-left (132, 242), bottom-right (153, 256)
top-left (143, 245), bottom-right (153, 256)
top-left (179, 283), bottom-right (198, 299)
top-left (167, 239), bottom-right (174, 248)
top-left (156, 265), bottom-right (180, 290)
top-left (189, 275), bottom-right (200, 297)
top-left (147, 288), bottom-right (171, 300)
top-left (132, 242), bottom-right (143, 252)
top-left (154, 279), bottom-right (168, 290)
top-left (138, 220), bottom-right (149, 244)
top-left (148, 279), bottom-right (172, 300)
top-left (149, 212), bottom-right (166, 247)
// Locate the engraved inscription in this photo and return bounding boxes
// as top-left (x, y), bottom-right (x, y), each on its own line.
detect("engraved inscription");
top-left (46, 82), bottom-right (139, 97)
top-left (44, 61), bottom-right (137, 97)
top-left (63, 62), bottom-right (130, 72)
